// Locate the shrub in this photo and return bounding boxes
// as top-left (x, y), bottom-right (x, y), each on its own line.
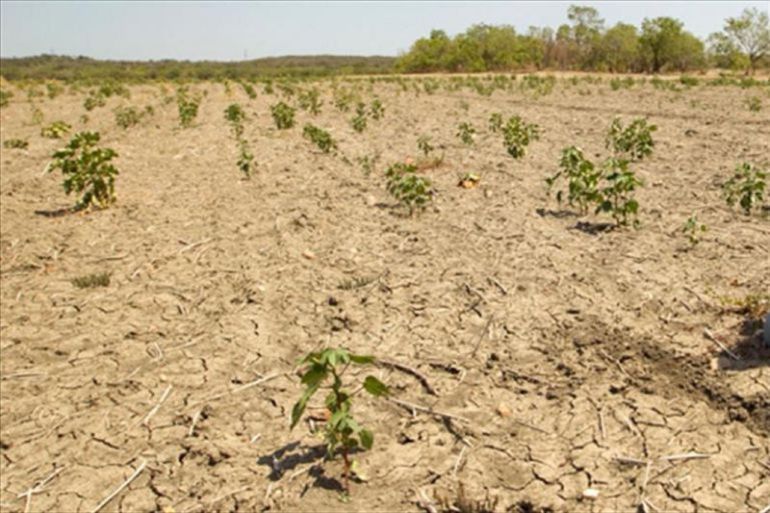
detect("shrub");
top-left (3, 139), bottom-right (29, 149)
top-left (270, 101), bottom-right (295, 129)
top-left (457, 122), bottom-right (476, 146)
top-left (385, 162), bottom-right (434, 215)
top-left (303, 124), bottom-right (337, 153)
top-left (723, 162), bottom-right (767, 215)
top-left (48, 131), bottom-right (119, 211)
top-left (502, 116), bottom-right (539, 159)
top-left (546, 146), bottom-right (602, 214)
top-left (41, 121), bottom-right (72, 139)
top-left (605, 117), bottom-right (656, 161)
top-left (114, 106), bottom-right (143, 129)
top-left (291, 348), bottom-right (388, 493)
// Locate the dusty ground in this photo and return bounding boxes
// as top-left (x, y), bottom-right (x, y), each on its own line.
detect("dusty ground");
top-left (0, 75), bottom-right (769, 513)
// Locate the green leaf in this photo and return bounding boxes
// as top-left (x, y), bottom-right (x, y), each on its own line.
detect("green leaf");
top-left (359, 428), bottom-right (374, 450)
top-left (290, 384), bottom-right (318, 429)
top-left (349, 354), bottom-right (375, 365)
top-left (301, 363), bottom-right (328, 388)
top-left (363, 375), bottom-right (389, 397)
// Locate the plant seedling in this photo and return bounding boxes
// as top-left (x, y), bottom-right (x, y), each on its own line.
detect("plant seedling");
top-left (356, 153), bottom-right (380, 176)
top-left (303, 124), bottom-right (337, 154)
top-left (48, 131), bottom-right (119, 211)
top-left (682, 214), bottom-right (707, 246)
top-left (595, 158), bottom-right (643, 226)
top-left (488, 113), bottom-right (503, 133)
top-left (291, 347), bottom-right (388, 494)
top-left (237, 141), bottom-right (254, 178)
top-left (298, 88), bottom-right (323, 115)
top-left (114, 106), bottom-right (144, 129)
top-left (177, 89), bottom-right (201, 128)
top-left (745, 96), bottom-right (761, 112)
top-left (545, 146), bottom-right (602, 214)
top-left (351, 102), bottom-right (368, 133)
top-left (72, 272), bottom-right (110, 289)
top-left (271, 101), bottom-right (295, 129)
top-left (3, 139), bottom-right (29, 150)
top-left (723, 162), bottom-right (767, 215)
top-left (224, 103), bottom-right (247, 138)
top-left (606, 117), bottom-right (656, 161)
top-left (370, 99), bottom-right (385, 120)
top-left (385, 162), bottom-right (434, 216)
top-left (417, 135), bottom-right (434, 157)
top-left (457, 122), bottom-right (476, 146)
top-left (41, 121), bottom-right (72, 139)
top-left (502, 116), bottom-right (539, 159)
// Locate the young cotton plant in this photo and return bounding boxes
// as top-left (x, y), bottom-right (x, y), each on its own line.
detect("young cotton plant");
top-left (545, 146), bottom-right (602, 214)
top-left (351, 102), bottom-right (368, 133)
top-left (271, 101), bottom-right (295, 129)
top-left (177, 88), bottom-right (201, 128)
top-left (457, 122), bottom-right (476, 146)
top-left (502, 116), bottom-right (540, 159)
top-left (596, 158), bottom-right (643, 227)
top-left (606, 117), bottom-right (656, 161)
top-left (682, 214), bottom-right (707, 247)
top-left (41, 121), bottom-right (72, 139)
top-left (385, 162), bottom-right (434, 216)
top-left (723, 162), bottom-right (767, 215)
top-left (48, 131), bottom-right (119, 211)
top-left (303, 124), bottom-right (337, 154)
top-left (291, 348), bottom-right (388, 493)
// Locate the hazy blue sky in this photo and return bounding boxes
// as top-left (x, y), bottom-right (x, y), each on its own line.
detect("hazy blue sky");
top-left (1, 1), bottom-right (767, 61)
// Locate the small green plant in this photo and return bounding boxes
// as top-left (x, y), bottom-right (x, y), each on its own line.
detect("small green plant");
top-left (417, 135), bottom-right (434, 157)
top-left (298, 88), bottom-right (323, 115)
top-left (114, 106), bottom-right (143, 129)
top-left (370, 98), bottom-right (385, 120)
top-left (457, 122), bottom-right (476, 146)
top-left (0, 89), bottom-right (13, 108)
top-left (71, 272), bottom-right (110, 289)
top-left (48, 131), bottom-right (119, 211)
top-left (502, 116), bottom-right (539, 159)
top-left (237, 141), bottom-right (254, 178)
top-left (177, 89), bottom-right (201, 128)
top-left (595, 158), bottom-right (643, 226)
top-left (745, 96), bottom-right (762, 112)
top-left (30, 105), bottom-right (44, 125)
top-left (546, 146), bottom-right (602, 214)
top-left (3, 139), bottom-right (29, 150)
top-left (333, 88), bottom-right (354, 112)
top-left (271, 101), bottom-right (295, 129)
top-left (41, 121), bottom-right (72, 139)
top-left (83, 91), bottom-right (106, 111)
top-left (303, 124), bottom-right (337, 154)
top-left (723, 162), bottom-right (767, 215)
top-left (488, 112), bottom-right (503, 133)
top-left (682, 214), bottom-right (707, 246)
top-left (241, 82), bottom-right (257, 100)
top-left (385, 162), bottom-right (434, 216)
top-left (291, 347), bottom-right (388, 493)
top-left (351, 102), bottom-right (368, 133)
top-left (224, 103), bottom-right (247, 137)
top-left (356, 153), bottom-right (380, 176)
top-left (46, 82), bottom-right (64, 100)
top-left (606, 117), bottom-right (656, 161)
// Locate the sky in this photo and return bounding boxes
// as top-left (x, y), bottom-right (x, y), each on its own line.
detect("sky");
top-left (1, 1), bottom-right (767, 61)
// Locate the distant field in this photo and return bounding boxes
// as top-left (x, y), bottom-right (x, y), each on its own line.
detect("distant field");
top-left (0, 74), bottom-right (768, 513)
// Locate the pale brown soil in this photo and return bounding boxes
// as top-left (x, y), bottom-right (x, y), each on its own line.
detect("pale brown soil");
top-left (0, 77), bottom-right (769, 513)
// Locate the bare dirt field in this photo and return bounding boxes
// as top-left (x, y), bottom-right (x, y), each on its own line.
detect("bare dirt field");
top-left (1, 76), bottom-right (769, 513)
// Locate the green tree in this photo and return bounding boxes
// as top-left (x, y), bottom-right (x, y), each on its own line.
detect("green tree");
top-left (714, 8), bottom-right (770, 74)
top-left (396, 29), bottom-right (453, 72)
top-left (640, 17), bottom-right (704, 72)
top-left (567, 5), bottom-right (605, 69)
top-left (600, 23), bottom-right (641, 72)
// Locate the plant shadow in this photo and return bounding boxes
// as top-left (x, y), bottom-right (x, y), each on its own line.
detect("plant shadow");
top-left (571, 220), bottom-right (616, 235)
top-left (715, 318), bottom-right (769, 371)
top-left (34, 207), bottom-right (76, 218)
top-left (535, 207), bottom-right (579, 219)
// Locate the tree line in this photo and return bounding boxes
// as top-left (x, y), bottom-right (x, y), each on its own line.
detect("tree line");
top-left (396, 6), bottom-right (770, 74)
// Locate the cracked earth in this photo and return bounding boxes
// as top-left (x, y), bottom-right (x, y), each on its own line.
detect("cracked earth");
top-left (1, 76), bottom-right (768, 512)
